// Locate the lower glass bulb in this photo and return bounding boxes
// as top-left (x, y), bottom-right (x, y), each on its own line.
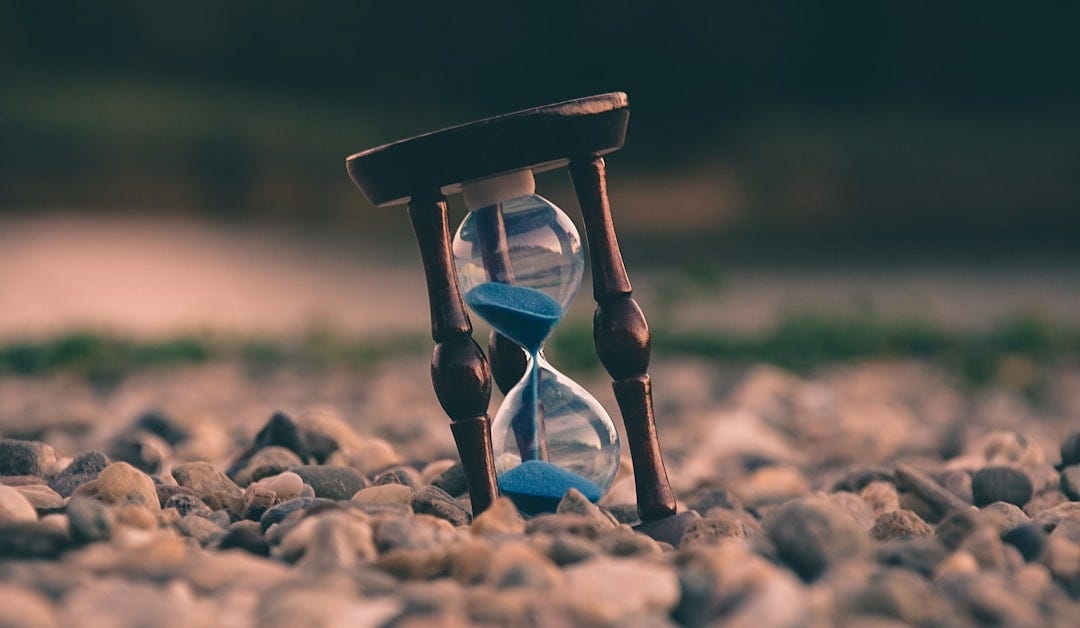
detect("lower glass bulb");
top-left (491, 354), bottom-right (620, 515)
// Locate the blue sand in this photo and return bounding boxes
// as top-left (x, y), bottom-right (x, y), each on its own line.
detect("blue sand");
top-left (464, 283), bottom-right (562, 355)
top-left (498, 459), bottom-right (603, 515)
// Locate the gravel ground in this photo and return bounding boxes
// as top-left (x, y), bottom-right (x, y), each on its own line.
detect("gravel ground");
top-left (2, 356), bottom-right (1080, 626)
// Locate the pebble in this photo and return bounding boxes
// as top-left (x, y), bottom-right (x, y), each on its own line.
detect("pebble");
top-left (0, 584), bottom-right (57, 627)
top-left (981, 501), bottom-right (1031, 533)
top-left (412, 485), bottom-right (470, 526)
top-left (259, 497), bottom-right (334, 532)
top-left (687, 486), bottom-right (745, 512)
top-left (1002, 524), bottom-right (1046, 561)
top-left (171, 461), bottom-right (243, 514)
top-left (737, 465), bottom-right (810, 507)
top-left (469, 497), bottom-right (525, 536)
top-left (290, 465), bottom-right (368, 500)
top-left (847, 567), bottom-right (950, 626)
top-left (252, 471), bottom-right (305, 501)
top-left (66, 497), bottom-right (114, 543)
top-left (16, 484), bottom-right (64, 511)
top-left (680, 510), bottom-right (759, 549)
top-left (0, 485), bottom-right (39, 522)
top-left (48, 451), bottom-right (109, 497)
top-left (765, 496), bottom-right (868, 581)
top-left (163, 492), bottom-right (216, 519)
top-left (876, 537), bottom-right (947, 577)
top-left (83, 461), bottom-right (160, 511)
top-left (217, 521), bottom-right (271, 556)
top-left (860, 480), bottom-right (901, 516)
top-left (175, 514), bottom-right (223, 545)
top-left (373, 466), bottom-right (422, 490)
top-left (244, 411), bottom-right (310, 463)
top-left (936, 508), bottom-right (983, 551)
top-left (351, 483), bottom-right (414, 507)
top-left (430, 461), bottom-right (468, 497)
top-left (828, 491), bottom-right (877, 529)
top-left (972, 466), bottom-right (1034, 507)
top-left (562, 557), bottom-right (680, 624)
top-left (132, 409), bottom-right (190, 446)
top-left (104, 432), bottom-right (167, 474)
top-left (486, 542), bottom-right (562, 590)
top-left (324, 438), bottom-right (403, 476)
top-left (1059, 465), bottom-right (1080, 500)
top-left (870, 509), bottom-right (933, 541)
top-left (546, 534), bottom-right (600, 566)
top-left (526, 513), bottom-right (604, 539)
top-left (556, 488), bottom-right (618, 530)
top-left (596, 527), bottom-right (663, 557)
top-left (894, 464), bottom-right (969, 520)
top-left (1060, 431), bottom-right (1080, 468)
top-left (229, 446), bottom-right (304, 487)
top-left (0, 439), bottom-right (57, 477)
top-left (0, 522), bottom-right (69, 558)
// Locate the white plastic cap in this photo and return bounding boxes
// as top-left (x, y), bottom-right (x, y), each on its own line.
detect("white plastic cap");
top-left (462, 169), bottom-right (536, 211)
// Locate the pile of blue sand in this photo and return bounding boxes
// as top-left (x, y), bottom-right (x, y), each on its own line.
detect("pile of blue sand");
top-left (498, 459), bottom-right (603, 515)
top-left (464, 282), bottom-right (562, 355)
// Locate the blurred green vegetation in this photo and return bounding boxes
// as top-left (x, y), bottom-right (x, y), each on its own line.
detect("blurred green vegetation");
top-left (4, 316), bottom-right (1077, 394)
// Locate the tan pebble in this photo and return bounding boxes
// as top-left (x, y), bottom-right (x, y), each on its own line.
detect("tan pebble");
top-left (114, 504), bottom-right (158, 529)
top-left (39, 513), bottom-right (70, 536)
top-left (0, 485), bottom-right (38, 522)
top-left (255, 472), bottom-right (304, 500)
top-left (935, 551), bottom-right (980, 580)
top-left (470, 497), bottom-right (525, 536)
top-left (95, 462), bottom-right (161, 512)
top-left (861, 480), bottom-right (900, 515)
top-left (352, 483), bottom-right (414, 506)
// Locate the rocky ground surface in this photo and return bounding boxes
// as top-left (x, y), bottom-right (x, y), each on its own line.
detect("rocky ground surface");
top-left (2, 357), bottom-right (1080, 626)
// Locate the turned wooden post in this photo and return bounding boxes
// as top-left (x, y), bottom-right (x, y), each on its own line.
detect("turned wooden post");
top-left (569, 156), bottom-right (678, 522)
top-left (407, 191), bottom-right (498, 515)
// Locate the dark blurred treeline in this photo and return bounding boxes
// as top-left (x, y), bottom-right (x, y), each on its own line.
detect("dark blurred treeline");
top-left (2, 1), bottom-right (1078, 250)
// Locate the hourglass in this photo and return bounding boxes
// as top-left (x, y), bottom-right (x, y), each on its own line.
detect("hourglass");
top-left (346, 93), bottom-right (699, 542)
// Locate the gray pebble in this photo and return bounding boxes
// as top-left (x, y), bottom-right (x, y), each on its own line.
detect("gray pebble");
top-left (430, 462), bottom-right (467, 497)
top-left (104, 432), bottom-right (166, 475)
top-left (680, 509), bottom-right (760, 549)
top-left (596, 527), bottom-right (662, 557)
top-left (1059, 465), bottom-right (1080, 500)
top-left (687, 486), bottom-right (745, 512)
top-left (971, 466), bottom-right (1033, 507)
top-left (67, 497), bottom-right (114, 544)
top-left (217, 521), bottom-right (270, 556)
top-left (290, 465), bottom-right (369, 501)
top-left (373, 466), bottom-right (421, 490)
top-left (764, 496), bottom-right (868, 581)
top-left (0, 522), bottom-right (68, 558)
top-left (411, 485), bottom-right (470, 526)
top-left (229, 446), bottom-right (304, 487)
top-left (48, 451), bottom-right (109, 497)
top-left (259, 497), bottom-right (334, 532)
top-left (935, 508), bottom-right (982, 550)
top-left (1060, 431), bottom-right (1080, 468)
top-left (547, 534), bottom-right (600, 566)
top-left (0, 440), bottom-right (56, 477)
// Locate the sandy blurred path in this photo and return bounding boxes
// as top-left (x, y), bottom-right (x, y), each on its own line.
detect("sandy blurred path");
top-left (2, 212), bottom-right (1079, 339)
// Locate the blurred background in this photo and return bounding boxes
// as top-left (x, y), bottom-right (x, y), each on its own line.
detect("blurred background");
top-left (1, 1), bottom-right (1079, 380)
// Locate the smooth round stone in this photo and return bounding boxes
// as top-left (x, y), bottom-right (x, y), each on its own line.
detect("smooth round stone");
top-left (15, 484), bottom-right (63, 511)
top-left (290, 466), bottom-right (368, 501)
top-left (764, 496), bottom-right (868, 582)
top-left (1060, 465), bottom-right (1080, 500)
top-left (412, 486), bottom-right (470, 526)
top-left (67, 497), bottom-right (114, 544)
top-left (0, 486), bottom-right (38, 522)
top-left (90, 462), bottom-right (161, 512)
top-left (352, 484), bottom-right (414, 507)
top-left (171, 462), bottom-right (243, 514)
top-left (971, 466), bottom-right (1033, 507)
top-left (1060, 432), bottom-right (1080, 468)
top-left (373, 466), bottom-right (422, 490)
top-left (253, 472), bottom-right (305, 501)
top-left (498, 460), bottom-right (603, 516)
top-left (1002, 524), bottom-right (1046, 562)
top-left (0, 439), bottom-right (56, 477)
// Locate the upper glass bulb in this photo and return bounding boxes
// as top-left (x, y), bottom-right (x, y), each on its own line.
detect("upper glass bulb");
top-left (453, 184), bottom-right (584, 333)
